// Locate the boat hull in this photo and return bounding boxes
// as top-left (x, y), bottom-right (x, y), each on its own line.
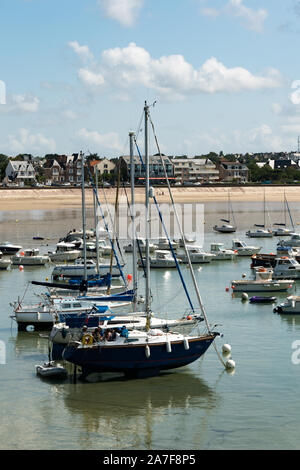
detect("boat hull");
top-left (232, 281), bottom-right (293, 292)
top-left (62, 335), bottom-right (216, 377)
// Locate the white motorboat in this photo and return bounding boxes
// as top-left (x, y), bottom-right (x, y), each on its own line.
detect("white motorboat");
top-left (0, 251), bottom-right (11, 270)
top-left (272, 257), bottom-right (300, 280)
top-left (11, 249), bottom-right (49, 266)
top-left (210, 243), bottom-right (237, 261)
top-left (156, 237), bottom-right (178, 251)
top-left (274, 296), bottom-right (300, 314)
top-left (231, 268), bottom-right (294, 293)
top-left (180, 245), bottom-right (215, 264)
top-left (35, 361), bottom-right (67, 377)
top-left (277, 233), bottom-right (300, 248)
top-left (0, 242), bottom-right (22, 255)
top-left (98, 239), bottom-right (112, 256)
top-left (65, 229), bottom-right (95, 243)
top-left (232, 239), bottom-right (261, 256)
top-left (246, 228), bottom-right (273, 238)
top-left (52, 258), bottom-right (124, 280)
top-left (138, 250), bottom-right (178, 268)
top-left (124, 238), bottom-right (156, 254)
top-left (48, 242), bottom-right (81, 262)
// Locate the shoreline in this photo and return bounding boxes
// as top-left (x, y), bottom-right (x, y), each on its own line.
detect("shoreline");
top-left (0, 186), bottom-right (300, 211)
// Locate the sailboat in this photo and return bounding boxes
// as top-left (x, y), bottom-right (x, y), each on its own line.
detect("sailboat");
top-left (213, 191), bottom-right (236, 233)
top-left (246, 189), bottom-right (273, 238)
top-left (273, 191), bottom-right (295, 236)
top-left (62, 102), bottom-right (220, 379)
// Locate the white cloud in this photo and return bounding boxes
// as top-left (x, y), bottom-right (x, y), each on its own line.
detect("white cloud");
top-left (74, 42), bottom-right (281, 99)
top-left (78, 68), bottom-right (105, 87)
top-left (226, 0), bottom-right (268, 33)
top-left (201, 0), bottom-right (268, 33)
top-left (97, 0), bottom-right (144, 27)
top-left (68, 41), bottom-right (94, 61)
top-left (78, 128), bottom-right (123, 152)
top-left (6, 129), bottom-right (56, 155)
top-left (0, 94), bottom-right (40, 113)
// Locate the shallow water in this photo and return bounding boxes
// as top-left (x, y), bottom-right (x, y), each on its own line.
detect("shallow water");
top-left (1, 201), bottom-right (300, 450)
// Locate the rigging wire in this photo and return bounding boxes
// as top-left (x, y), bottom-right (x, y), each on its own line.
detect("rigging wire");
top-left (147, 108), bottom-right (227, 368)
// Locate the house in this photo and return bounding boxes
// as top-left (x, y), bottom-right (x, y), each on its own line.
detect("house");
top-left (219, 160), bottom-right (249, 183)
top-left (172, 157), bottom-right (219, 184)
top-left (119, 154), bottom-right (174, 183)
top-left (91, 158), bottom-right (116, 177)
top-left (5, 160), bottom-right (36, 186)
top-left (42, 154), bottom-right (83, 185)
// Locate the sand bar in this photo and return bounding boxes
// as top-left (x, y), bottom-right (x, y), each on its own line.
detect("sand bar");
top-left (0, 186), bottom-right (300, 211)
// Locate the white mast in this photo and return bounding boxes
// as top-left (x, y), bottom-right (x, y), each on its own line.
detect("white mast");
top-left (80, 151), bottom-right (87, 287)
top-left (129, 131), bottom-right (137, 308)
top-left (144, 102), bottom-right (151, 324)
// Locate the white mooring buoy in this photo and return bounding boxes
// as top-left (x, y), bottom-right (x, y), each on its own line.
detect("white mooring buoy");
top-left (242, 292), bottom-right (249, 301)
top-left (222, 344), bottom-right (232, 355)
top-left (225, 359), bottom-right (236, 371)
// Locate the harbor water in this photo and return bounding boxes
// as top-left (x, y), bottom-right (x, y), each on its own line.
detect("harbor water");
top-left (1, 200), bottom-right (300, 450)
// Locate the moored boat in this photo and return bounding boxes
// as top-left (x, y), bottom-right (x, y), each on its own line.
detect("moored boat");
top-left (11, 249), bottom-right (49, 266)
top-left (231, 268), bottom-right (294, 293)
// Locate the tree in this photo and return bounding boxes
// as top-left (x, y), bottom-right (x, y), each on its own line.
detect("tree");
top-left (0, 154), bottom-right (8, 181)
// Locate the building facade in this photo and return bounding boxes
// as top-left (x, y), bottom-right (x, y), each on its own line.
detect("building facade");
top-left (5, 160), bottom-right (36, 185)
top-left (219, 160), bottom-right (249, 183)
top-left (172, 158), bottom-right (219, 183)
top-left (120, 154), bottom-right (174, 183)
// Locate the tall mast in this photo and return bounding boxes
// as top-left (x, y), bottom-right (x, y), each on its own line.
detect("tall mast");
top-left (93, 165), bottom-right (100, 275)
top-left (80, 151), bottom-right (87, 286)
top-left (144, 102), bottom-right (151, 323)
top-left (129, 131), bottom-right (137, 308)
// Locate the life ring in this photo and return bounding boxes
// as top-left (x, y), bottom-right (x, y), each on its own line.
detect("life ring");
top-left (82, 334), bottom-right (93, 345)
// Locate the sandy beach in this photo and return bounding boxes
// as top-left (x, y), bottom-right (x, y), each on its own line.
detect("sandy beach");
top-left (0, 186), bottom-right (300, 211)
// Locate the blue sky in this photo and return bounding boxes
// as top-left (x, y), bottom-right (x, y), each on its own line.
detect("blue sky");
top-left (1, 0), bottom-right (300, 157)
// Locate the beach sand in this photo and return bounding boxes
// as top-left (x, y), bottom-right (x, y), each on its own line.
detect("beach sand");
top-left (0, 186), bottom-right (300, 211)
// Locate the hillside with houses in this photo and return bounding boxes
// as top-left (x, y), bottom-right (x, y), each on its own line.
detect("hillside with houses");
top-left (1, 150), bottom-right (300, 187)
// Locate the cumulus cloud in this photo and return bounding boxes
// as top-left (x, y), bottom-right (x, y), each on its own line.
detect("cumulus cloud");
top-left (73, 42), bottom-right (282, 99)
top-left (6, 129), bottom-right (56, 155)
top-left (201, 0), bottom-right (268, 33)
top-left (0, 94), bottom-right (40, 114)
top-left (78, 128), bottom-right (123, 151)
top-left (97, 0), bottom-right (144, 27)
top-left (68, 41), bottom-right (94, 61)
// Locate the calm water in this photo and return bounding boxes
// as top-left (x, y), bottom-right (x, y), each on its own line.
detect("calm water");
top-left (1, 200), bottom-right (300, 450)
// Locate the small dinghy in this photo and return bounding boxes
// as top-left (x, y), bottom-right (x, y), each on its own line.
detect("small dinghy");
top-left (249, 296), bottom-right (277, 303)
top-left (35, 361), bottom-right (67, 378)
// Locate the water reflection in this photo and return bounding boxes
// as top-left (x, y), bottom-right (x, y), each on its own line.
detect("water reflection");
top-left (62, 371), bottom-right (221, 450)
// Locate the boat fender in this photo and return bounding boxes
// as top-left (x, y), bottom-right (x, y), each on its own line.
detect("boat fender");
top-left (82, 334), bottom-right (93, 346)
top-left (37, 312), bottom-right (40, 320)
top-left (225, 359), bottom-right (236, 371)
top-left (166, 339), bottom-right (172, 353)
top-left (145, 345), bottom-right (150, 358)
top-left (222, 344), bottom-right (232, 355)
top-left (183, 338), bottom-right (189, 350)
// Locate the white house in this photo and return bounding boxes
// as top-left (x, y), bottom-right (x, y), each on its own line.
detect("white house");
top-left (172, 158), bottom-right (219, 183)
top-left (5, 160), bottom-right (36, 185)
